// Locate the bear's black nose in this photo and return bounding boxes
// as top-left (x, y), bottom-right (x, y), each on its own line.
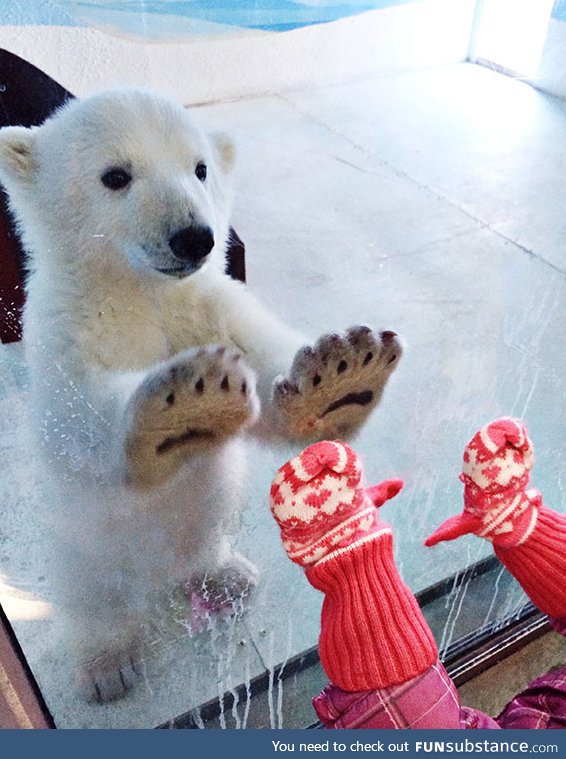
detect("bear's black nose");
top-left (168, 226), bottom-right (214, 263)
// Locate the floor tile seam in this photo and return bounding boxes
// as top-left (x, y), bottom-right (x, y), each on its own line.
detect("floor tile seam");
top-left (489, 231), bottom-right (566, 278)
top-left (277, 93), bottom-right (566, 278)
top-left (386, 218), bottom-right (566, 276)
top-left (360, 223), bottom-right (489, 262)
top-left (277, 92), bottom-right (498, 221)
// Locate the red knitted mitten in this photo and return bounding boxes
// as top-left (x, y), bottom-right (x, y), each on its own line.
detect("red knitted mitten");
top-left (425, 417), bottom-right (566, 619)
top-left (270, 441), bottom-right (437, 691)
top-left (425, 418), bottom-right (540, 548)
top-left (270, 440), bottom-right (402, 566)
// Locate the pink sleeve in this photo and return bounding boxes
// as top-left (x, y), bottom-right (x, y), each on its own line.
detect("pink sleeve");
top-left (313, 660), bottom-right (500, 730)
top-left (549, 616), bottom-right (566, 636)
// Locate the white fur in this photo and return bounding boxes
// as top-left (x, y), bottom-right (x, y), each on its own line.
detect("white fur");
top-left (0, 89), bottom-right (400, 702)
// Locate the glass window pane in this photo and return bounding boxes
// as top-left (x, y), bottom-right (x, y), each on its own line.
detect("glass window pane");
top-left (0, 0), bottom-right (564, 729)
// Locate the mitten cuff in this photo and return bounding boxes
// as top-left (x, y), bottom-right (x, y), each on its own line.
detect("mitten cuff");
top-left (306, 528), bottom-right (437, 691)
top-left (495, 506), bottom-right (566, 619)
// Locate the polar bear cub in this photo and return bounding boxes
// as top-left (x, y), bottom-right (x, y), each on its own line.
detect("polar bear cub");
top-left (0, 89), bottom-right (401, 702)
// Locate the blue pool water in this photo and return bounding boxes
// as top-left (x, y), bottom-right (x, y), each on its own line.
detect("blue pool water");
top-left (76, 0), bottom-right (415, 32)
top-left (553, 0), bottom-right (566, 23)
top-left (1, 0), bottom-right (417, 33)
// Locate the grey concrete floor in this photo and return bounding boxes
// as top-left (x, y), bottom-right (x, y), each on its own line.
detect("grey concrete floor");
top-left (2, 61), bottom-right (566, 728)
top-left (458, 631), bottom-right (566, 721)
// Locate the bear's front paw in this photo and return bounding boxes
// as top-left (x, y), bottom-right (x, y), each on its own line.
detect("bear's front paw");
top-left (273, 326), bottom-right (401, 440)
top-left (125, 346), bottom-right (259, 488)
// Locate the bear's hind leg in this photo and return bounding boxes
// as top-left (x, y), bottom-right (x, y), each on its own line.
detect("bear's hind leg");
top-left (78, 640), bottom-right (144, 704)
top-left (186, 549), bottom-right (259, 635)
top-left (64, 600), bottom-right (146, 703)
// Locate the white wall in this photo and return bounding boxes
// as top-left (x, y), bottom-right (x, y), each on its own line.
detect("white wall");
top-left (535, 18), bottom-right (566, 99)
top-left (0, 0), bottom-right (476, 104)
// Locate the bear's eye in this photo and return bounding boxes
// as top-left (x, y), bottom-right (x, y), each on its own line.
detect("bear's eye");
top-left (101, 167), bottom-right (132, 191)
top-left (195, 162), bottom-right (207, 182)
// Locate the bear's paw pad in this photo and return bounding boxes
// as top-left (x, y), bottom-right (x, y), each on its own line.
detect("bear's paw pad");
top-left (273, 327), bottom-right (401, 439)
top-left (125, 346), bottom-right (259, 487)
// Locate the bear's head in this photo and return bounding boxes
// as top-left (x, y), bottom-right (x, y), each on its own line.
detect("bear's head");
top-left (0, 89), bottom-right (235, 279)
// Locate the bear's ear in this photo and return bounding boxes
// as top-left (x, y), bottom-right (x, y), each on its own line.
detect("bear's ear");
top-left (212, 132), bottom-right (235, 173)
top-left (0, 126), bottom-right (38, 185)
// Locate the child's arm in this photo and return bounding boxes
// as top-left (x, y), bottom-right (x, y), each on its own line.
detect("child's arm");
top-left (426, 417), bottom-right (566, 622)
top-left (269, 441), bottom-right (497, 729)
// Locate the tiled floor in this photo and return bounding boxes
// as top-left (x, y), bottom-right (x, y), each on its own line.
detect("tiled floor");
top-left (2, 61), bottom-right (566, 728)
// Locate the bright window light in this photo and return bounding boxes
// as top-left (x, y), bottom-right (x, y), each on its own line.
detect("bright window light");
top-left (472, 0), bottom-right (554, 79)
